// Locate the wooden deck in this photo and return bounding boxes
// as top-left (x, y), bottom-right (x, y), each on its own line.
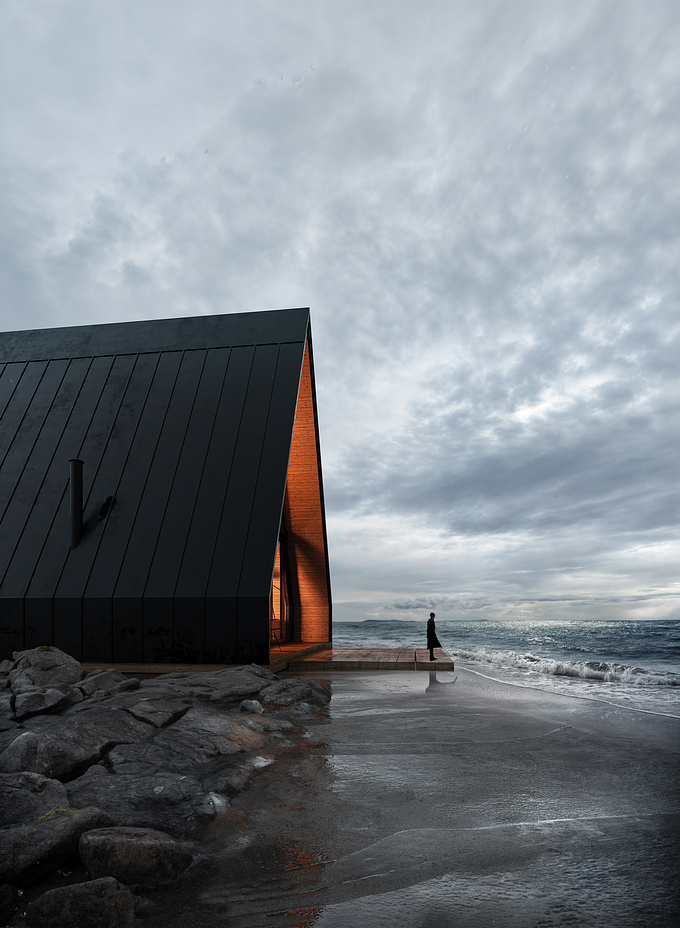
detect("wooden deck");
top-left (81, 644), bottom-right (454, 676)
top-left (287, 647), bottom-right (455, 672)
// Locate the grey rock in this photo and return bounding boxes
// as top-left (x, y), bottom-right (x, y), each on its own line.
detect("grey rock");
top-left (0, 708), bottom-right (153, 780)
top-left (0, 659), bottom-right (14, 673)
top-left (0, 883), bottom-right (18, 923)
top-left (141, 665), bottom-right (276, 707)
top-left (0, 806), bottom-right (114, 886)
top-left (14, 685), bottom-right (83, 721)
top-left (240, 698), bottom-right (264, 714)
top-left (79, 826), bottom-right (192, 885)
top-left (209, 758), bottom-right (261, 795)
top-left (0, 692), bottom-right (14, 720)
top-left (10, 648), bottom-right (85, 689)
top-left (103, 707), bottom-right (267, 775)
top-left (73, 678), bottom-right (141, 707)
top-left (124, 697), bottom-right (189, 728)
top-left (0, 727), bottom-right (20, 754)
top-left (0, 772), bottom-right (70, 826)
top-left (114, 678), bottom-right (141, 694)
top-left (260, 677), bottom-right (331, 709)
top-left (0, 653), bottom-right (324, 847)
top-left (26, 876), bottom-right (135, 928)
top-left (155, 706), bottom-right (267, 759)
top-left (275, 700), bottom-right (325, 719)
top-left (78, 669), bottom-right (127, 696)
top-left (67, 767), bottom-right (216, 836)
top-left (6, 670), bottom-right (34, 695)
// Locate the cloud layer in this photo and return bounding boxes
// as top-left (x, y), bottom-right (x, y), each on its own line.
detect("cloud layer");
top-left (2, 0), bottom-right (679, 621)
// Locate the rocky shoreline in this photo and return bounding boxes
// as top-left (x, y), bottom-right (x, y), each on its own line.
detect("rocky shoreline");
top-left (0, 646), bottom-right (330, 927)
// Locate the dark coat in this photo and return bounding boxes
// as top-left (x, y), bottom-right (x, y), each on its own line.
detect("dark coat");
top-left (427, 617), bottom-right (441, 649)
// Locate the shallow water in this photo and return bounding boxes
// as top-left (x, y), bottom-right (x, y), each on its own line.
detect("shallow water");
top-left (143, 670), bottom-right (680, 928)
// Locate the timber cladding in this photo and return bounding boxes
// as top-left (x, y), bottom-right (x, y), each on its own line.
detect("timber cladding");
top-left (0, 309), bottom-right (332, 665)
top-left (285, 340), bottom-right (332, 644)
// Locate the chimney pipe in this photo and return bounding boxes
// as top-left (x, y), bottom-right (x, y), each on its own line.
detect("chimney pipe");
top-left (69, 459), bottom-right (83, 548)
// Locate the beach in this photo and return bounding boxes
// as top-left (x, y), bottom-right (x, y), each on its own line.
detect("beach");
top-left (145, 668), bottom-right (680, 928)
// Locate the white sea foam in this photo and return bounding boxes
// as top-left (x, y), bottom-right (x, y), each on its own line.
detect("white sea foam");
top-left (452, 646), bottom-right (680, 687)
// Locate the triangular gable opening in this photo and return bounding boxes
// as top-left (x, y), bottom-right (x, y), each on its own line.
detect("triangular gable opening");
top-left (269, 337), bottom-right (331, 653)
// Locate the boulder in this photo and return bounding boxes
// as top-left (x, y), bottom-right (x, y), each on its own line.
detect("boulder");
top-left (26, 877), bottom-right (135, 928)
top-left (66, 767), bottom-right (216, 836)
top-left (10, 647), bottom-right (85, 688)
top-left (78, 669), bottom-right (128, 696)
top-left (259, 677), bottom-right (331, 709)
top-left (0, 806), bottom-right (114, 885)
top-left (0, 771), bottom-right (70, 826)
top-left (240, 698), bottom-right (264, 714)
top-left (209, 757), bottom-right (267, 795)
top-left (0, 708), bottom-right (153, 780)
top-left (88, 677), bottom-right (142, 699)
top-left (152, 706), bottom-right (267, 759)
top-left (0, 691), bottom-right (14, 721)
top-left (14, 685), bottom-right (83, 721)
top-left (101, 706), bottom-right (267, 775)
top-left (0, 883), bottom-right (18, 924)
top-left (79, 826), bottom-right (192, 885)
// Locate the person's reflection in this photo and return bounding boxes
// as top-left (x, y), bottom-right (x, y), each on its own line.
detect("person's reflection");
top-left (426, 670), bottom-right (457, 692)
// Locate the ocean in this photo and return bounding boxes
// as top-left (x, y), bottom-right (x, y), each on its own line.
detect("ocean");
top-left (332, 618), bottom-right (680, 718)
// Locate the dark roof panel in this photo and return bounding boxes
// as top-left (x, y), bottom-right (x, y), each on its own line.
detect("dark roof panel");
top-left (142, 347), bottom-right (236, 600)
top-left (112, 349), bottom-right (208, 599)
top-left (1, 308), bottom-right (310, 361)
top-left (1, 309), bottom-right (310, 603)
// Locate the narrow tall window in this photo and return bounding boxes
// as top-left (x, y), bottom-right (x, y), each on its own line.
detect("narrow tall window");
top-left (270, 524), bottom-right (292, 644)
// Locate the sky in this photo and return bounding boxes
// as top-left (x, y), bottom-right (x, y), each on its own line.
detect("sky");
top-left (1, 0), bottom-right (678, 624)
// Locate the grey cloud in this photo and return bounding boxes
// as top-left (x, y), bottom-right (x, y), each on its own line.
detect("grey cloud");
top-left (1, 0), bottom-right (678, 619)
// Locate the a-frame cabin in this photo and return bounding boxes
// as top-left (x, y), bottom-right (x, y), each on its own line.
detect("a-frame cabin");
top-left (0, 308), bottom-right (331, 666)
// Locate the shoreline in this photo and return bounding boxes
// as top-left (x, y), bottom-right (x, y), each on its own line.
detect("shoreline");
top-left (460, 663), bottom-right (680, 720)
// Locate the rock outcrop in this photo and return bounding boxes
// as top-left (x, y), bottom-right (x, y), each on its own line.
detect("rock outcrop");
top-left (25, 877), bottom-right (135, 928)
top-left (0, 807), bottom-right (115, 886)
top-left (0, 645), bottom-right (331, 925)
top-left (79, 826), bottom-right (193, 885)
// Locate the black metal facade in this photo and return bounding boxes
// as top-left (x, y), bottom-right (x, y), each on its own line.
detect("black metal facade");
top-left (0, 308), bottom-right (323, 665)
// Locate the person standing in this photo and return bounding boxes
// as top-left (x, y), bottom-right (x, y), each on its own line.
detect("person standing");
top-left (427, 612), bottom-right (441, 661)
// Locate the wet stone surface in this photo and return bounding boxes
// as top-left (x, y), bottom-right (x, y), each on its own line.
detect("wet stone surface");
top-left (0, 647), bottom-right (331, 926)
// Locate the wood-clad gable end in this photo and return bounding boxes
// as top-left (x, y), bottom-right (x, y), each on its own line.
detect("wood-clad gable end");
top-left (0, 309), bottom-right (331, 665)
top-left (285, 340), bottom-right (331, 644)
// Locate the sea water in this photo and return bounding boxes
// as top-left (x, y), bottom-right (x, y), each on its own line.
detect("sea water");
top-left (332, 619), bottom-right (680, 718)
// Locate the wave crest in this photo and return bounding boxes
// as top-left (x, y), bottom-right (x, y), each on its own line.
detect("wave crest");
top-left (453, 647), bottom-right (680, 687)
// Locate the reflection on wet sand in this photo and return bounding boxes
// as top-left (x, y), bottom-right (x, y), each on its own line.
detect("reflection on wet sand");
top-left (425, 670), bottom-right (458, 692)
top-left (143, 670), bottom-right (680, 928)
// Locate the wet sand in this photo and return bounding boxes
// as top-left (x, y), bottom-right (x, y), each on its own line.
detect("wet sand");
top-left (147, 669), bottom-right (680, 928)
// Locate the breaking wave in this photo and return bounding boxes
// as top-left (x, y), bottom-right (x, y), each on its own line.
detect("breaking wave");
top-left (452, 647), bottom-right (680, 688)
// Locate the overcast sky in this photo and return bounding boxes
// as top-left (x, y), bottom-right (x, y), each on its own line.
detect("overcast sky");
top-left (2, 0), bottom-right (678, 623)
